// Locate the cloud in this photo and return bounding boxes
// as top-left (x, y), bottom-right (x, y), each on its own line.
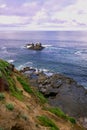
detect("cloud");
top-left (0, 0), bottom-right (87, 30)
top-left (0, 4), bottom-right (7, 8)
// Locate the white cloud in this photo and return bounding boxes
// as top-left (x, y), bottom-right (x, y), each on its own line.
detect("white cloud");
top-left (0, 0), bottom-right (87, 30)
top-left (0, 4), bottom-right (7, 8)
top-left (0, 15), bottom-right (28, 24)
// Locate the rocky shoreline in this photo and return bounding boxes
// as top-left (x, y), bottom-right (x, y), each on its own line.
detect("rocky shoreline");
top-left (20, 66), bottom-right (87, 129)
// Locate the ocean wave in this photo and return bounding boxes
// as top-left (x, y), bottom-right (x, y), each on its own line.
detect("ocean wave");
top-left (7, 59), bottom-right (15, 63)
top-left (75, 51), bottom-right (82, 55)
top-left (17, 61), bottom-right (33, 70)
top-left (75, 50), bottom-right (87, 55)
top-left (1, 46), bottom-right (7, 50)
top-left (37, 68), bottom-right (53, 76)
top-left (43, 44), bottom-right (52, 48)
top-left (1, 46), bottom-right (8, 54)
top-left (75, 50), bottom-right (87, 61)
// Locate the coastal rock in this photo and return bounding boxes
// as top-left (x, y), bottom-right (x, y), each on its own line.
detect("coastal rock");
top-left (21, 67), bottom-right (87, 128)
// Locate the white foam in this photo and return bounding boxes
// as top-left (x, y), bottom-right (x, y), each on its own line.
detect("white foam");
top-left (1, 46), bottom-right (7, 50)
top-left (75, 50), bottom-right (87, 61)
top-left (7, 59), bottom-right (15, 63)
top-left (17, 65), bottom-right (24, 70)
top-left (17, 61), bottom-right (33, 70)
top-left (38, 68), bottom-right (53, 76)
top-left (43, 44), bottom-right (52, 48)
top-left (75, 51), bottom-right (82, 55)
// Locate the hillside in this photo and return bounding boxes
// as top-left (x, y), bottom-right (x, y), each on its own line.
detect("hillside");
top-left (0, 59), bottom-right (85, 130)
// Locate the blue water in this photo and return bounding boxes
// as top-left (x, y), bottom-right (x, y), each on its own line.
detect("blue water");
top-left (0, 31), bottom-right (87, 88)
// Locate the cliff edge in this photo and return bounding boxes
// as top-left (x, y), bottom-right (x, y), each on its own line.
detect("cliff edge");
top-left (0, 59), bottom-right (85, 130)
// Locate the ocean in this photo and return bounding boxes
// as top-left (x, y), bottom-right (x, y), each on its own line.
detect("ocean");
top-left (0, 31), bottom-right (87, 88)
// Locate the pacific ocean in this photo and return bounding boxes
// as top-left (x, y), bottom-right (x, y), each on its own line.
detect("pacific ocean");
top-left (0, 31), bottom-right (87, 88)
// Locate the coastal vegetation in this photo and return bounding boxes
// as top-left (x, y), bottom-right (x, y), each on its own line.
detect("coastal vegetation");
top-left (37, 115), bottom-right (59, 130)
top-left (44, 107), bottom-right (76, 124)
top-left (6, 103), bottom-right (14, 111)
top-left (0, 59), bottom-right (85, 130)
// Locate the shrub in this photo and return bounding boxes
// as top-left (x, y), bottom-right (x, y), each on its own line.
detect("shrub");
top-left (44, 107), bottom-right (76, 124)
top-left (6, 103), bottom-right (14, 111)
top-left (0, 93), bottom-right (5, 100)
top-left (44, 107), bottom-right (66, 119)
top-left (37, 115), bottom-right (59, 130)
top-left (67, 117), bottom-right (76, 124)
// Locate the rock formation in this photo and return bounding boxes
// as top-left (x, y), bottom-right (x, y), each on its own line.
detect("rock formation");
top-left (26, 43), bottom-right (44, 50)
top-left (22, 67), bottom-right (87, 129)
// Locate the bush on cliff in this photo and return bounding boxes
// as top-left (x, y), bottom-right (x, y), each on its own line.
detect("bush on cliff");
top-left (37, 115), bottom-right (59, 130)
top-left (44, 107), bottom-right (76, 124)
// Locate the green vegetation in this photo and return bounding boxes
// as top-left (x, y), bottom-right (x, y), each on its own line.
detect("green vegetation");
top-left (67, 117), bottom-right (76, 124)
top-left (0, 59), bottom-right (11, 78)
top-left (37, 115), bottom-right (59, 130)
top-left (0, 59), bottom-right (23, 100)
top-left (17, 76), bottom-right (47, 104)
top-left (17, 76), bottom-right (33, 93)
top-left (8, 77), bottom-right (23, 101)
top-left (0, 70), bottom-right (2, 78)
top-left (0, 127), bottom-right (4, 130)
top-left (44, 107), bottom-right (66, 119)
top-left (34, 90), bottom-right (47, 104)
top-left (44, 107), bottom-right (76, 124)
top-left (0, 93), bottom-right (5, 100)
top-left (6, 103), bottom-right (14, 111)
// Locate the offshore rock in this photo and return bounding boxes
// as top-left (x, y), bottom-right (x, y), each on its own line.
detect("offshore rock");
top-left (26, 43), bottom-right (45, 51)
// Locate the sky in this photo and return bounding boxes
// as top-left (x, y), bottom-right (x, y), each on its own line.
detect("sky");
top-left (0, 0), bottom-right (87, 31)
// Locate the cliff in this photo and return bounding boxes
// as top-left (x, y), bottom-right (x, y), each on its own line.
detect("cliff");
top-left (0, 59), bottom-right (85, 130)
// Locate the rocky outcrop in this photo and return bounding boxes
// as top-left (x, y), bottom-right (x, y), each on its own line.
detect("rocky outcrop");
top-left (22, 67), bottom-right (87, 128)
top-left (1, 59), bottom-right (84, 130)
top-left (26, 43), bottom-right (44, 50)
top-left (0, 78), bottom-right (9, 92)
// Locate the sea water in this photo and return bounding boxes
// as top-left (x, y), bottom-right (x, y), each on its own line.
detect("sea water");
top-left (0, 31), bottom-right (87, 88)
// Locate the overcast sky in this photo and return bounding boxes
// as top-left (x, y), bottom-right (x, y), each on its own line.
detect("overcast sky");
top-left (0, 0), bottom-right (87, 31)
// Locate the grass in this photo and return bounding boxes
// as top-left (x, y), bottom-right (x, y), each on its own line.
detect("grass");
top-left (0, 93), bottom-right (5, 100)
top-left (44, 107), bottom-right (76, 124)
top-left (33, 90), bottom-right (47, 104)
top-left (0, 59), bottom-right (11, 78)
top-left (67, 117), bottom-right (76, 124)
top-left (0, 128), bottom-right (4, 130)
top-left (17, 76), bottom-right (33, 93)
top-left (6, 103), bottom-right (14, 111)
top-left (37, 115), bottom-right (59, 130)
top-left (17, 76), bottom-right (47, 104)
top-left (8, 77), bottom-right (23, 101)
top-left (0, 59), bottom-right (23, 101)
